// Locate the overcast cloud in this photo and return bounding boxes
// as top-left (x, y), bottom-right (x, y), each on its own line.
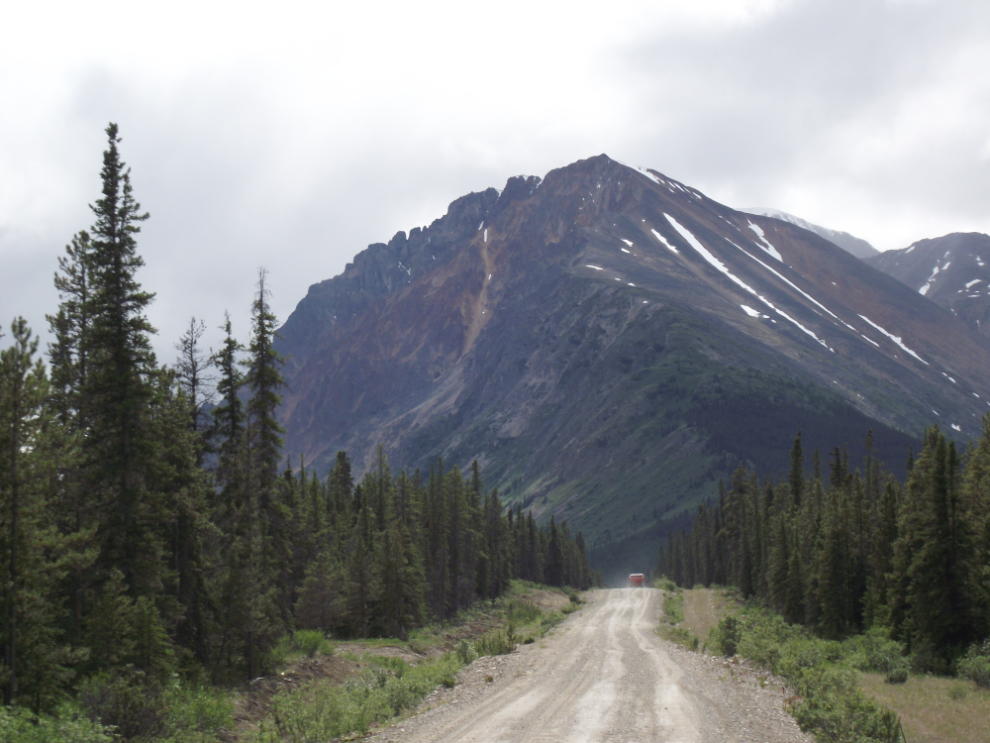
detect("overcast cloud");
top-left (2, 0), bottom-right (989, 362)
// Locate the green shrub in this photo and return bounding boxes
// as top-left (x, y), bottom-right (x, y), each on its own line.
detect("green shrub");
top-left (885, 667), bottom-right (908, 684)
top-left (78, 668), bottom-right (166, 741)
top-left (706, 615), bottom-right (742, 657)
top-left (477, 630), bottom-right (514, 656)
top-left (0, 704), bottom-right (115, 743)
top-left (455, 640), bottom-right (478, 665)
top-left (160, 682), bottom-right (234, 741)
top-left (294, 630), bottom-right (327, 659)
top-left (654, 575), bottom-right (677, 592)
top-left (845, 627), bottom-right (908, 676)
top-left (256, 653), bottom-right (463, 743)
top-left (505, 599), bottom-right (542, 626)
top-left (662, 592), bottom-right (684, 625)
top-left (958, 640), bottom-right (990, 688)
top-left (708, 609), bottom-right (906, 743)
top-left (661, 625), bottom-right (697, 649)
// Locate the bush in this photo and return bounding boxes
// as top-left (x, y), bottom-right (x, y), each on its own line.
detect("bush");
top-left (477, 630), bottom-right (514, 656)
top-left (708, 609), bottom-right (906, 743)
top-left (654, 575), bottom-right (677, 592)
top-left (78, 668), bottom-right (166, 741)
top-left (845, 627), bottom-right (908, 676)
top-left (256, 653), bottom-right (463, 743)
top-left (958, 640), bottom-right (990, 688)
top-left (269, 630), bottom-right (334, 667)
top-left (455, 640), bottom-right (478, 665)
top-left (160, 682), bottom-right (234, 741)
top-left (294, 630), bottom-right (327, 659)
top-left (662, 592), bottom-right (684, 625)
top-left (885, 667), bottom-right (909, 684)
top-left (505, 599), bottom-right (542, 626)
top-left (706, 615), bottom-right (742, 657)
top-left (661, 625), bottom-right (698, 650)
top-left (0, 704), bottom-right (115, 743)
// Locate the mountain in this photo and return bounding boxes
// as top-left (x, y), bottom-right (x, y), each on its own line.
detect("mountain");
top-left (866, 233), bottom-right (990, 340)
top-left (741, 207), bottom-right (879, 259)
top-left (276, 155), bottom-right (990, 569)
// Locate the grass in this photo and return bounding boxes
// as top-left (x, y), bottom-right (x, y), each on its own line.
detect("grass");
top-left (860, 673), bottom-right (990, 743)
top-left (270, 629), bottom-right (336, 665)
top-left (657, 585), bottom-right (701, 650)
top-left (251, 653), bottom-right (462, 743)
top-left (249, 581), bottom-right (581, 742)
top-left (681, 586), bottom-right (732, 642)
top-left (706, 608), bottom-right (907, 743)
top-left (0, 704), bottom-right (116, 743)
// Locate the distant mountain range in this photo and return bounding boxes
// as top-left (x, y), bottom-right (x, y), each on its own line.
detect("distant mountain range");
top-left (741, 207), bottom-right (879, 259)
top-left (275, 155), bottom-right (990, 572)
top-left (866, 233), bottom-right (990, 340)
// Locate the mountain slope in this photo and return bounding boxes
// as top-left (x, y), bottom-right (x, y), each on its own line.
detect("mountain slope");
top-left (276, 155), bottom-right (990, 559)
top-left (741, 207), bottom-right (879, 259)
top-left (866, 232), bottom-right (990, 340)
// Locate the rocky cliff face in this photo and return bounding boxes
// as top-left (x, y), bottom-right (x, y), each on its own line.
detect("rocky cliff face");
top-left (276, 155), bottom-right (990, 556)
top-left (866, 232), bottom-right (990, 340)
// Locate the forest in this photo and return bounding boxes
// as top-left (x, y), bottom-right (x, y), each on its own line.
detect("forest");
top-left (656, 423), bottom-right (990, 676)
top-left (0, 124), bottom-right (594, 724)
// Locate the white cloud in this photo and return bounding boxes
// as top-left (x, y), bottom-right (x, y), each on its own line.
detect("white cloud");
top-left (2, 0), bottom-right (990, 360)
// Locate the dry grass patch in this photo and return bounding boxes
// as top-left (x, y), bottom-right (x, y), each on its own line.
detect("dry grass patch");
top-left (680, 588), bottom-right (733, 645)
top-left (861, 672), bottom-right (990, 743)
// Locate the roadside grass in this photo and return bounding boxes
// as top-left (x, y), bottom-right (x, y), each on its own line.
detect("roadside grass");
top-left (0, 704), bottom-right (116, 743)
top-left (706, 608), bottom-right (906, 743)
top-left (252, 653), bottom-right (462, 743)
top-left (249, 581), bottom-right (581, 742)
top-left (860, 673), bottom-right (990, 743)
top-left (269, 629), bottom-right (336, 666)
top-left (681, 586), bottom-right (732, 643)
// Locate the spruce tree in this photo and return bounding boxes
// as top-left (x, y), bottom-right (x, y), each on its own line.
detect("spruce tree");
top-left (1, 319), bottom-right (85, 709)
top-left (70, 125), bottom-right (182, 680)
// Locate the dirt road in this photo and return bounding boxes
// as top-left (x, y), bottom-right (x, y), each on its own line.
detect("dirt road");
top-left (372, 588), bottom-right (811, 743)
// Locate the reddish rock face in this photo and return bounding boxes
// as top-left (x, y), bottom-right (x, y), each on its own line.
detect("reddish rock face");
top-left (276, 154), bottom-right (990, 554)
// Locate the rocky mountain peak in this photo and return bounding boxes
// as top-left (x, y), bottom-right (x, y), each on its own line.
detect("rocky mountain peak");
top-left (866, 232), bottom-right (990, 339)
top-left (274, 154), bottom-right (990, 565)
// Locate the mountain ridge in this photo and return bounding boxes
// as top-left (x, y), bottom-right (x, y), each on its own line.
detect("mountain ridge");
top-left (741, 207), bottom-right (879, 259)
top-left (866, 232), bottom-right (990, 340)
top-left (275, 154), bottom-right (990, 560)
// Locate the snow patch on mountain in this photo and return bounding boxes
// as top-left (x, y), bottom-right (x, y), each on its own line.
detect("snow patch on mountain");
top-left (651, 229), bottom-right (679, 254)
top-left (740, 207), bottom-right (878, 258)
top-left (857, 315), bottom-right (929, 366)
top-left (746, 221), bottom-right (783, 261)
top-left (664, 214), bottom-right (829, 350)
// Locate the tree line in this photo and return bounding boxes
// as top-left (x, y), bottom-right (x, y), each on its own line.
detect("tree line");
top-left (656, 424), bottom-right (990, 670)
top-left (0, 124), bottom-right (593, 713)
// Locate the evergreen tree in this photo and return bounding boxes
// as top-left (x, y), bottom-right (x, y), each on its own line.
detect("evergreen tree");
top-left (80, 123), bottom-right (163, 593)
top-left (174, 317), bottom-right (214, 461)
top-left (1, 321), bottom-right (58, 705)
top-left (789, 431), bottom-right (804, 509)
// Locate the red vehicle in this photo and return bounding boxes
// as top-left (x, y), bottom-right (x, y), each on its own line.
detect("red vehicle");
top-left (628, 573), bottom-right (645, 587)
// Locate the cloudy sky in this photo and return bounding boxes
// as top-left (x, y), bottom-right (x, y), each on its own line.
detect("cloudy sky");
top-left (2, 0), bottom-right (989, 362)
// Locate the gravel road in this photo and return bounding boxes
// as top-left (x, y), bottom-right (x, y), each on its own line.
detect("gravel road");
top-left (371, 588), bottom-right (813, 743)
